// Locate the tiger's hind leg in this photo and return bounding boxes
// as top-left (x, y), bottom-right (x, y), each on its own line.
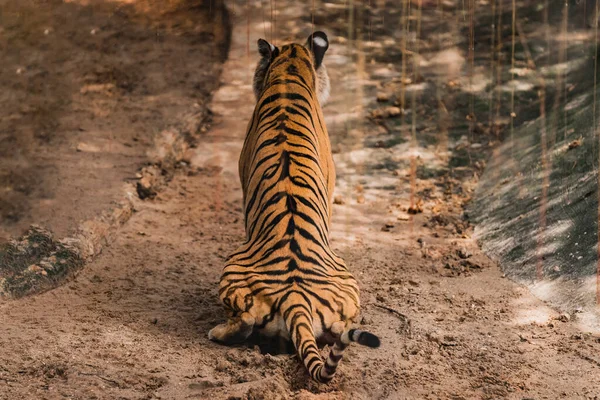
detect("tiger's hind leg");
top-left (208, 312), bottom-right (255, 344)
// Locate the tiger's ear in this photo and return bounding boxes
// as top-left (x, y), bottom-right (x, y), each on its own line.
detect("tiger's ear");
top-left (254, 39), bottom-right (278, 101)
top-left (258, 38), bottom-right (278, 59)
top-left (306, 31), bottom-right (329, 69)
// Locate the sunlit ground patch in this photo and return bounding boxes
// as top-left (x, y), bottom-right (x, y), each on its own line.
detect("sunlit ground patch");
top-left (510, 287), bottom-right (556, 326)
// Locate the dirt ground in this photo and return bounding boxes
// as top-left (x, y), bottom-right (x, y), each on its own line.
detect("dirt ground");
top-left (1, 0), bottom-right (600, 399)
top-left (0, 0), bottom-right (229, 240)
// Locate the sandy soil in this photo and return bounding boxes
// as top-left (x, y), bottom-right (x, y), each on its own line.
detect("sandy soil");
top-left (1, 1), bottom-right (600, 399)
top-left (0, 0), bottom-right (229, 240)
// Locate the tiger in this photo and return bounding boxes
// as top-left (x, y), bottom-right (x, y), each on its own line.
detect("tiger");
top-left (208, 31), bottom-right (380, 383)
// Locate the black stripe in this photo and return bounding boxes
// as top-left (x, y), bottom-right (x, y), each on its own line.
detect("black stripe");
top-left (328, 353), bottom-right (343, 363)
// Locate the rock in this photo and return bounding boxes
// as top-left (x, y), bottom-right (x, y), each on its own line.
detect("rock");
top-left (407, 200), bottom-right (423, 214)
top-left (457, 248), bottom-right (472, 259)
top-left (557, 313), bottom-right (570, 323)
top-left (370, 106), bottom-right (402, 119)
top-left (357, 195), bottom-right (365, 204)
top-left (381, 223), bottom-right (395, 232)
top-left (567, 138), bottom-right (582, 150)
top-left (137, 177), bottom-right (156, 200)
top-left (333, 195), bottom-right (345, 205)
top-left (76, 142), bottom-right (101, 153)
top-left (0, 226), bottom-right (83, 299)
top-left (376, 92), bottom-right (390, 102)
top-left (136, 165), bottom-right (164, 200)
top-left (215, 359), bottom-right (231, 372)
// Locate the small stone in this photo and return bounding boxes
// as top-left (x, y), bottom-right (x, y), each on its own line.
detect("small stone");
top-left (215, 359), bottom-right (231, 372)
top-left (370, 106), bottom-right (402, 119)
top-left (376, 92), bottom-right (390, 102)
top-left (357, 195), bottom-right (365, 204)
top-left (27, 264), bottom-right (43, 273)
top-left (76, 142), bottom-right (101, 153)
top-left (557, 313), bottom-right (570, 322)
top-left (137, 176), bottom-right (157, 200)
top-left (407, 200), bottom-right (423, 214)
top-left (333, 195), bottom-right (345, 205)
top-left (457, 248), bottom-right (472, 259)
top-left (382, 223), bottom-right (395, 232)
top-left (567, 138), bottom-right (582, 150)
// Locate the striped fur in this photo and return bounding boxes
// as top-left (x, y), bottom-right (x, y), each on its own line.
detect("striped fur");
top-left (208, 31), bottom-right (380, 383)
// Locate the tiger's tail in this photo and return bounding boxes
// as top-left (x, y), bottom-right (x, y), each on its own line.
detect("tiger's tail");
top-left (320, 328), bottom-right (380, 382)
top-left (286, 307), bottom-right (380, 383)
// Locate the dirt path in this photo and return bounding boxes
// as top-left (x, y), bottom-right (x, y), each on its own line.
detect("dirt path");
top-left (1, 1), bottom-right (600, 399)
top-left (0, 0), bottom-right (228, 240)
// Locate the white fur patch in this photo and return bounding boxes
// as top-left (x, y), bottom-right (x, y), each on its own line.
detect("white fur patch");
top-left (318, 79), bottom-right (330, 105)
top-left (317, 65), bottom-right (331, 105)
top-left (269, 43), bottom-right (275, 52)
top-left (313, 36), bottom-right (327, 48)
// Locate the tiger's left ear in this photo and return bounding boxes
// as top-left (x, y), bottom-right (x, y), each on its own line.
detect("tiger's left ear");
top-left (258, 38), bottom-right (279, 59)
top-left (306, 31), bottom-right (329, 69)
top-left (253, 39), bottom-right (278, 100)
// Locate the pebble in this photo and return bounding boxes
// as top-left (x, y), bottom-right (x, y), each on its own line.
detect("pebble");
top-left (557, 313), bottom-right (570, 322)
top-left (376, 92), bottom-right (390, 102)
top-left (333, 195), bottom-right (345, 205)
top-left (370, 106), bottom-right (402, 119)
top-left (457, 248), bottom-right (472, 259)
top-left (215, 359), bottom-right (231, 372)
top-left (76, 142), bottom-right (101, 153)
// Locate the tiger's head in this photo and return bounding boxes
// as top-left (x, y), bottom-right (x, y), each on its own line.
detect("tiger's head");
top-left (253, 31), bottom-right (331, 105)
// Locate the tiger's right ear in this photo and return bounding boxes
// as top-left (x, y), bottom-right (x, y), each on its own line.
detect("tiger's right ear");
top-left (306, 31), bottom-right (329, 69)
top-left (258, 39), bottom-right (279, 59)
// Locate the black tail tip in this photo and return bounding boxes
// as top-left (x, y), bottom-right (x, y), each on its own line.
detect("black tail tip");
top-left (357, 331), bottom-right (381, 348)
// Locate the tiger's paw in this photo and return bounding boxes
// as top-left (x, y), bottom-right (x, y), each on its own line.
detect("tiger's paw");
top-left (208, 313), bottom-right (255, 345)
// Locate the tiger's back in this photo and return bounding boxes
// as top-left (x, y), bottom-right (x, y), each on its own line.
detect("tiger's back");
top-left (209, 32), bottom-right (379, 383)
